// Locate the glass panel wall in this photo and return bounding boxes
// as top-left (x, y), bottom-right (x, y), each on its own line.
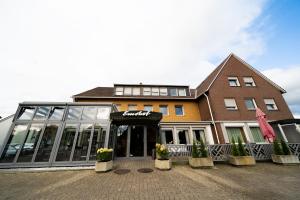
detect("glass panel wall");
top-left (55, 124), bottom-right (77, 161)
top-left (49, 107), bottom-right (65, 120)
top-left (0, 124), bottom-right (28, 163)
top-left (89, 124), bottom-right (106, 160)
top-left (35, 124), bottom-right (59, 162)
top-left (17, 107), bottom-right (35, 120)
top-left (67, 107), bottom-right (82, 120)
top-left (82, 107), bottom-right (97, 120)
top-left (17, 124), bottom-right (44, 162)
top-left (116, 126), bottom-right (128, 157)
top-left (73, 124), bottom-right (93, 161)
top-left (33, 107), bottom-right (51, 120)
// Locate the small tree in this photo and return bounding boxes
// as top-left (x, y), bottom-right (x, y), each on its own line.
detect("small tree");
top-left (199, 137), bottom-right (208, 158)
top-left (237, 137), bottom-right (247, 156)
top-left (273, 139), bottom-right (283, 155)
top-left (192, 141), bottom-right (200, 158)
top-left (280, 139), bottom-right (290, 155)
top-left (231, 137), bottom-right (239, 156)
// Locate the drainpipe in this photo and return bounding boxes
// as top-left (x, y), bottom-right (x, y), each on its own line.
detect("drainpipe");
top-left (204, 93), bottom-right (220, 144)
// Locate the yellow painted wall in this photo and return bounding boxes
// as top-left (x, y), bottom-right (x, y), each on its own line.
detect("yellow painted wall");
top-left (76, 99), bottom-right (201, 122)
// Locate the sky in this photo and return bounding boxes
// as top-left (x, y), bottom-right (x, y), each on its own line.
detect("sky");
top-left (0, 0), bottom-right (300, 118)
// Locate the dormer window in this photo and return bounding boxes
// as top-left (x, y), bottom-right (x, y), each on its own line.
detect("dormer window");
top-left (151, 88), bottom-right (159, 96)
top-left (228, 77), bottom-right (240, 87)
top-left (170, 88), bottom-right (178, 96)
top-left (124, 87), bottom-right (132, 95)
top-left (160, 88), bottom-right (168, 96)
top-left (178, 88), bottom-right (186, 96)
top-left (143, 87), bottom-right (151, 96)
top-left (115, 87), bottom-right (124, 95)
top-left (243, 77), bottom-right (256, 87)
top-left (132, 87), bottom-right (140, 96)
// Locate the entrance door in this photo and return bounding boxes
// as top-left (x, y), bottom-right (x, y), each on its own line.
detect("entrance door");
top-left (130, 126), bottom-right (144, 157)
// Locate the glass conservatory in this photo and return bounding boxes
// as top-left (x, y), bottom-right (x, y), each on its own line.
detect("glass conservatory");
top-left (0, 102), bottom-right (116, 168)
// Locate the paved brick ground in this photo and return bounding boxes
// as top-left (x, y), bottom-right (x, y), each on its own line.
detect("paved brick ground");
top-left (0, 160), bottom-right (299, 200)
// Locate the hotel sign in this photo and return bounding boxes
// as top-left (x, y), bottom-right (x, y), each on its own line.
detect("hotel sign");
top-left (122, 111), bottom-right (151, 117)
top-left (110, 110), bottom-right (162, 125)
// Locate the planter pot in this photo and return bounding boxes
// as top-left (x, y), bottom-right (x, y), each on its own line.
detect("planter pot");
top-left (155, 159), bottom-right (171, 170)
top-left (188, 157), bottom-right (214, 168)
top-left (271, 154), bottom-right (300, 165)
top-left (95, 160), bottom-right (113, 172)
top-left (228, 155), bottom-right (256, 166)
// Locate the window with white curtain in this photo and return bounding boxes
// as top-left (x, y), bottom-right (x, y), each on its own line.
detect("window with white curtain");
top-left (124, 87), bottom-right (132, 95)
top-left (243, 77), bottom-right (256, 87)
top-left (264, 99), bottom-right (278, 110)
top-left (224, 98), bottom-right (238, 110)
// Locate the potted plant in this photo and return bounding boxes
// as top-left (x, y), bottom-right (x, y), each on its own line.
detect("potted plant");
top-left (155, 143), bottom-right (171, 170)
top-left (228, 137), bottom-right (256, 166)
top-left (188, 138), bottom-right (214, 168)
top-left (95, 148), bottom-right (113, 172)
top-left (271, 139), bottom-right (299, 164)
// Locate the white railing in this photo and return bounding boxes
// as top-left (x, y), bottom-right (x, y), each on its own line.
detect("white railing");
top-left (166, 143), bottom-right (300, 161)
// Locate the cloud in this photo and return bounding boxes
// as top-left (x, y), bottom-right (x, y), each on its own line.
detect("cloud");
top-left (262, 66), bottom-right (300, 117)
top-left (0, 0), bottom-right (267, 117)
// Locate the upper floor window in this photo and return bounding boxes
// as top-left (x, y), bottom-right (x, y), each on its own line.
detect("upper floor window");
top-left (159, 105), bottom-right (168, 115)
top-left (128, 104), bottom-right (137, 111)
top-left (228, 77), bottom-right (240, 87)
top-left (132, 87), bottom-right (140, 96)
top-left (243, 77), bottom-right (256, 87)
top-left (175, 105), bottom-right (184, 116)
top-left (170, 88), bottom-right (178, 96)
top-left (144, 105), bottom-right (153, 112)
top-left (178, 89), bottom-right (186, 96)
top-left (151, 88), bottom-right (159, 96)
top-left (160, 88), bottom-right (168, 96)
top-left (264, 99), bottom-right (278, 110)
top-left (143, 87), bottom-right (151, 96)
top-left (124, 87), bottom-right (132, 95)
top-left (115, 87), bottom-right (123, 95)
top-left (224, 98), bottom-right (238, 110)
top-left (245, 98), bottom-right (257, 110)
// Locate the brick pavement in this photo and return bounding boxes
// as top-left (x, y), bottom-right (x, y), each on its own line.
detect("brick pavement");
top-left (0, 160), bottom-right (299, 200)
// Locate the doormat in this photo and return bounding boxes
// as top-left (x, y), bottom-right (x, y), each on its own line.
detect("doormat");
top-left (114, 169), bottom-right (130, 175)
top-left (137, 168), bottom-right (153, 173)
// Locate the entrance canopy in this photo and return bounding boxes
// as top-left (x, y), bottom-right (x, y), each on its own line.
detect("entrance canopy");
top-left (110, 111), bottom-right (162, 125)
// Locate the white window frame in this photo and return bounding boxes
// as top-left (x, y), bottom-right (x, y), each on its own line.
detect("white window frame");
top-left (264, 99), bottom-right (278, 110)
top-left (132, 87), bottom-right (140, 96)
top-left (143, 105), bottom-right (153, 112)
top-left (228, 77), bottom-right (240, 87)
top-left (128, 104), bottom-right (137, 111)
top-left (192, 129), bottom-right (206, 143)
top-left (178, 88), bottom-right (186, 96)
top-left (248, 124), bottom-right (267, 144)
top-left (159, 105), bottom-right (169, 116)
top-left (224, 98), bottom-right (238, 110)
top-left (175, 105), bottom-right (184, 116)
top-left (143, 87), bottom-right (151, 96)
top-left (160, 129), bottom-right (174, 144)
top-left (243, 77), bottom-right (256, 87)
top-left (115, 87), bottom-right (124, 95)
top-left (124, 87), bottom-right (132, 95)
top-left (222, 123), bottom-right (250, 144)
top-left (169, 88), bottom-right (178, 96)
top-left (151, 87), bottom-right (159, 96)
top-left (159, 88), bottom-right (168, 96)
top-left (245, 98), bottom-right (257, 110)
top-left (176, 129), bottom-right (190, 144)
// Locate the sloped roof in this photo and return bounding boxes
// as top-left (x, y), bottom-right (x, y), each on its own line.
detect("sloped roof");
top-left (73, 87), bottom-right (114, 97)
top-left (195, 53), bottom-right (286, 98)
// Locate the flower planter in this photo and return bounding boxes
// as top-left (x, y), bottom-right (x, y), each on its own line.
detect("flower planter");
top-left (228, 155), bottom-right (256, 166)
top-left (271, 154), bottom-right (300, 165)
top-left (95, 160), bottom-right (113, 172)
top-left (188, 157), bottom-right (214, 168)
top-left (155, 159), bottom-right (171, 170)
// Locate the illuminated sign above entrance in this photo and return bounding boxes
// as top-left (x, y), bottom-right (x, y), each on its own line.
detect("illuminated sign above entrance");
top-left (122, 111), bottom-right (151, 117)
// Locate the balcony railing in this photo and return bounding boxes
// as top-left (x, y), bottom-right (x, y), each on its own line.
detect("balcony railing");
top-left (166, 143), bottom-right (300, 161)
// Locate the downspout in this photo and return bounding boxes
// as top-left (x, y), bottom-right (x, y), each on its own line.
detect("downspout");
top-left (204, 93), bottom-right (220, 144)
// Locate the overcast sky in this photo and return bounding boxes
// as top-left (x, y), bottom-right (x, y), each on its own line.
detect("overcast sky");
top-left (0, 0), bottom-right (299, 118)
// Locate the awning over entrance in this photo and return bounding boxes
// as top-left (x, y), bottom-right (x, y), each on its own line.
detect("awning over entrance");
top-left (110, 111), bottom-right (162, 125)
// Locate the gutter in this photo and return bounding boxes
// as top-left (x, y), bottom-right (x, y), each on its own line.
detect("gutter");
top-left (204, 93), bottom-right (219, 144)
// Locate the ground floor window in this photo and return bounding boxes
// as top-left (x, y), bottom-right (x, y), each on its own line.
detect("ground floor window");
top-left (161, 130), bottom-right (173, 144)
top-left (226, 127), bottom-right (245, 143)
top-left (249, 127), bottom-right (265, 143)
top-left (193, 129), bottom-right (205, 143)
top-left (178, 130), bottom-right (189, 144)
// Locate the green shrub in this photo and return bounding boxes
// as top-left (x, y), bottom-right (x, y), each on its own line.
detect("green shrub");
top-left (231, 137), bottom-right (239, 156)
top-left (199, 137), bottom-right (208, 158)
top-left (273, 139), bottom-right (283, 155)
top-left (280, 139), bottom-right (290, 155)
top-left (237, 137), bottom-right (247, 156)
top-left (192, 141), bottom-right (200, 158)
